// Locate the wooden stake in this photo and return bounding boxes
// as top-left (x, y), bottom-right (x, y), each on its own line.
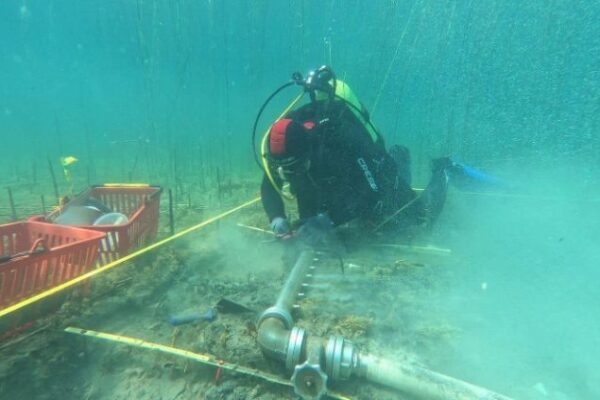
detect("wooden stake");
top-left (84, 122), bottom-right (95, 185)
top-left (7, 187), bottom-right (17, 221)
top-left (47, 156), bottom-right (60, 204)
top-left (216, 167), bottom-right (222, 205)
top-left (168, 188), bottom-right (175, 235)
top-left (41, 194), bottom-right (47, 214)
top-left (32, 159), bottom-right (37, 185)
top-left (54, 113), bottom-right (64, 155)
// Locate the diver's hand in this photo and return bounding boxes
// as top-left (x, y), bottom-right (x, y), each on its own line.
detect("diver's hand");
top-left (296, 213), bottom-right (334, 247)
top-left (271, 217), bottom-right (292, 239)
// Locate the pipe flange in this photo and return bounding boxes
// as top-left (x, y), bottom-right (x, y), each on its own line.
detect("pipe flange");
top-left (339, 341), bottom-right (357, 380)
top-left (325, 335), bottom-right (341, 379)
top-left (257, 306), bottom-right (293, 329)
top-left (325, 335), bottom-right (357, 381)
top-left (285, 326), bottom-right (306, 371)
top-left (291, 360), bottom-right (328, 400)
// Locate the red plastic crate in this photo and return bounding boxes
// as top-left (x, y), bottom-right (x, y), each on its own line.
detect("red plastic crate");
top-left (0, 221), bottom-right (105, 309)
top-left (34, 185), bottom-right (162, 265)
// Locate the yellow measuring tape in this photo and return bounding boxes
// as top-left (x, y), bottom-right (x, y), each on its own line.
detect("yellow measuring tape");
top-left (64, 326), bottom-right (353, 400)
top-left (0, 197), bottom-right (261, 319)
top-left (101, 183), bottom-right (151, 188)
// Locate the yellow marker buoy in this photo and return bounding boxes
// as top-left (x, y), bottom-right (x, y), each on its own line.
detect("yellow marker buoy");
top-left (60, 156), bottom-right (79, 167)
top-left (60, 155), bottom-right (79, 195)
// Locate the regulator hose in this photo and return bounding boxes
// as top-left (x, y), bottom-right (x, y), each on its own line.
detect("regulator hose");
top-left (252, 80), bottom-right (301, 170)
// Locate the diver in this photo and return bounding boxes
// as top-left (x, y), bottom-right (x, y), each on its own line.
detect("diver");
top-left (256, 66), bottom-right (459, 245)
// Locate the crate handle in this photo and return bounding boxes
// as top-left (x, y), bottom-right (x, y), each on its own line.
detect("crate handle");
top-left (28, 238), bottom-right (48, 255)
top-left (0, 239), bottom-right (47, 265)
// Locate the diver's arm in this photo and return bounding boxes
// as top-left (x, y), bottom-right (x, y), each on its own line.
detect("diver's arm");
top-left (261, 174), bottom-right (286, 222)
top-left (295, 181), bottom-right (320, 222)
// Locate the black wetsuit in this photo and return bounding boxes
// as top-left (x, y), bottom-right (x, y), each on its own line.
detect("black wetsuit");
top-left (261, 100), bottom-right (417, 227)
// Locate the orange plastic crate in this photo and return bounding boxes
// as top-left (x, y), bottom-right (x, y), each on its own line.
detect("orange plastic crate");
top-left (0, 221), bottom-right (105, 309)
top-left (33, 185), bottom-right (162, 265)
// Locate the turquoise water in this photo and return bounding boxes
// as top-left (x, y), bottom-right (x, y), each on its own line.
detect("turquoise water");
top-left (1, 1), bottom-right (599, 399)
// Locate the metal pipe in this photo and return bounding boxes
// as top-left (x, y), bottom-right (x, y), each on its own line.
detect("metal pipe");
top-left (257, 251), bottom-right (514, 400)
top-left (257, 317), bottom-right (289, 362)
top-left (358, 353), bottom-right (513, 400)
top-left (275, 250), bottom-right (314, 313)
top-left (258, 251), bottom-right (314, 367)
top-left (258, 250), bottom-right (315, 341)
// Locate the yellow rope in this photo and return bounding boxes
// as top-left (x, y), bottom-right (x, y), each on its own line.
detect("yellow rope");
top-left (65, 326), bottom-right (353, 400)
top-left (370, 1), bottom-right (418, 118)
top-left (0, 197), bottom-right (261, 319)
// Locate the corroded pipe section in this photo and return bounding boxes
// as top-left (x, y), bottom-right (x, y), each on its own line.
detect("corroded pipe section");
top-left (358, 354), bottom-right (514, 400)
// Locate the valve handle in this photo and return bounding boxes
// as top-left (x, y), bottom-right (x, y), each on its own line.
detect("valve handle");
top-left (291, 361), bottom-right (328, 400)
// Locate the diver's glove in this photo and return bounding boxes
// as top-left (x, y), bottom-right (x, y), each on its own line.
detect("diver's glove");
top-left (271, 217), bottom-right (292, 239)
top-left (296, 213), bottom-right (334, 247)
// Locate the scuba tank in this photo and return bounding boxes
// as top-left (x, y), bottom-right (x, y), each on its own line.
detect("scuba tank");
top-left (308, 68), bottom-right (382, 148)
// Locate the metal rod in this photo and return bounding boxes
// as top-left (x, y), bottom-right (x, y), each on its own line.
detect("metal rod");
top-left (237, 223), bottom-right (273, 235)
top-left (372, 243), bottom-right (451, 255)
top-left (0, 324), bottom-right (50, 351)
